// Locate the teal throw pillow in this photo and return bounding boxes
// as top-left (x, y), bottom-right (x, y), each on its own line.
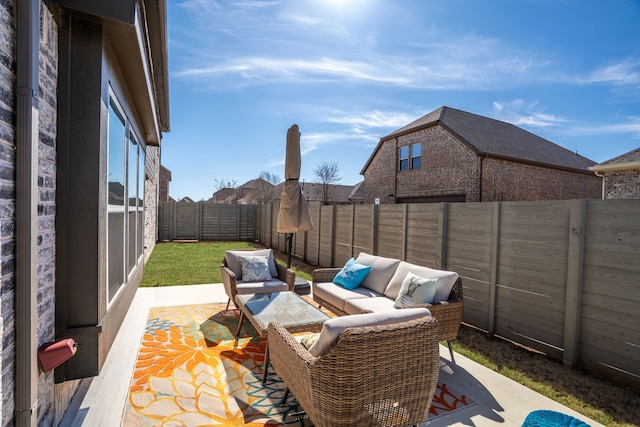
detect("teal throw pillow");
top-left (393, 272), bottom-right (438, 308)
top-left (240, 255), bottom-right (272, 281)
top-left (333, 258), bottom-right (372, 290)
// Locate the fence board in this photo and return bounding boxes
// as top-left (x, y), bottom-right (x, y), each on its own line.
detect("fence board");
top-left (220, 198), bottom-right (639, 387)
top-left (376, 205), bottom-right (405, 259)
top-left (318, 206), bottom-right (335, 266)
top-left (405, 203), bottom-right (440, 267)
top-left (305, 202), bottom-right (322, 266)
top-left (353, 205), bottom-right (375, 256)
top-left (334, 205), bottom-right (354, 265)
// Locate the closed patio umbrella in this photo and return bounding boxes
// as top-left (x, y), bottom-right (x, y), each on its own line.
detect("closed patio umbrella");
top-left (277, 124), bottom-right (313, 268)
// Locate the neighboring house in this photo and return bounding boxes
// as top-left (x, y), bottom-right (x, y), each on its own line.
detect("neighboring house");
top-left (273, 182), bottom-right (358, 205)
top-left (348, 181), bottom-right (365, 204)
top-left (0, 1), bottom-right (169, 425)
top-left (241, 178), bottom-right (279, 204)
top-left (588, 147), bottom-right (640, 199)
top-left (179, 196), bottom-right (196, 203)
top-left (211, 178), bottom-right (279, 204)
top-left (361, 106), bottom-right (601, 204)
top-left (159, 165), bottom-right (172, 202)
top-left (211, 186), bottom-right (240, 203)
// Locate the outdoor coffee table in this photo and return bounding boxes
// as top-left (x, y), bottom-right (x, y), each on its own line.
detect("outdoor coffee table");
top-left (235, 291), bottom-right (330, 383)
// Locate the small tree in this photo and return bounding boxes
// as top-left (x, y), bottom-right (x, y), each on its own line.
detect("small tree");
top-left (212, 178), bottom-right (239, 203)
top-left (254, 171), bottom-right (280, 204)
top-left (314, 160), bottom-right (341, 204)
top-left (213, 178), bottom-right (238, 191)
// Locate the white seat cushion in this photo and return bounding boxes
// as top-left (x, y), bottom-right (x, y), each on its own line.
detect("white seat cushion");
top-left (307, 308), bottom-right (431, 357)
top-left (344, 297), bottom-right (396, 314)
top-left (235, 279), bottom-right (289, 295)
top-left (313, 281), bottom-right (381, 312)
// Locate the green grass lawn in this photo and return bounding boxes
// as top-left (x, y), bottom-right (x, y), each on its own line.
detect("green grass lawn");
top-left (140, 241), bottom-right (639, 426)
top-left (140, 241), bottom-right (312, 287)
top-left (140, 241), bottom-right (256, 286)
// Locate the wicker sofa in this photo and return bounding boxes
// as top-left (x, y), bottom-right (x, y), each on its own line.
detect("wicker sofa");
top-left (312, 252), bottom-right (463, 361)
top-left (268, 309), bottom-right (440, 427)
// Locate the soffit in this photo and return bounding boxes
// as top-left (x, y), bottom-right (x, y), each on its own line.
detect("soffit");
top-left (53, 0), bottom-right (170, 145)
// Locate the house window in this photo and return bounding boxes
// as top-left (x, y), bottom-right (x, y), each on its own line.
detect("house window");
top-left (399, 146), bottom-right (409, 171)
top-left (108, 98), bottom-right (126, 301)
top-left (411, 143), bottom-right (421, 169)
top-left (399, 143), bottom-right (421, 171)
top-left (108, 95), bottom-right (146, 301)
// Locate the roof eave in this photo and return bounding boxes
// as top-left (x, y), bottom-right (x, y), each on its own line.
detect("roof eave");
top-left (589, 161), bottom-right (640, 173)
top-left (485, 153), bottom-right (596, 175)
top-left (54, 0), bottom-right (170, 144)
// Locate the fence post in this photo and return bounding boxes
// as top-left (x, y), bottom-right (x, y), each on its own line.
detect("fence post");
top-left (330, 205), bottom-right (337, 266)
top-left (402, 203), bottom-right (408, 260)
top-left (350, 204), bottom-right (355, 258)
top-left (488, 202), bottom-right (501, 336)
top-left (436, 202), bottom-right (448, 269)
top-left (564, 199), bottom-right (586, 367)
top-left (170, 200), bottom-right (176, 241)
top-left (236, 204), bottom-right (240, 241)
top-left (372, 204), bottom-right (379, 255)
top-left (196, 202), bottom-right (202, 241)
top-left (158, 201), bottom-right (165, 241)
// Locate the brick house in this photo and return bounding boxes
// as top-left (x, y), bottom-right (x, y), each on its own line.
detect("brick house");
top-left (159, 165), bottom-right (172, 202)
top-left (588, 147), bottom-right (640, 199)
top-left (273, 181), bottom-right (359, 205)
top-left (1, 1), bottom-right (169, 425)
top-left (361, 106), bottom-right (601, 204)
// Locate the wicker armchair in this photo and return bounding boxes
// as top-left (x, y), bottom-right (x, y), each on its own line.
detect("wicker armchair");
top-left (312, 268), bottom-right (464, 362)
top-left (268, 314), bottom-right (440, 427)
top-left (220, 249), bottom-right (295, 310)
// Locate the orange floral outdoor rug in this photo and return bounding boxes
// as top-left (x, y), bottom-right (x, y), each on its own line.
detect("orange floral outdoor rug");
top-left (122, 303), bottom-right (473, 426)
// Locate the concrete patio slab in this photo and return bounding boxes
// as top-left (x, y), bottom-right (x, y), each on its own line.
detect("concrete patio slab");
top-left (60, 284), bottom-right (604, 427)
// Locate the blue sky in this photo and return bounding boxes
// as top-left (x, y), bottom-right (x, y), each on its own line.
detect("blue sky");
top-left (163, 0), bottom-right (640, 201)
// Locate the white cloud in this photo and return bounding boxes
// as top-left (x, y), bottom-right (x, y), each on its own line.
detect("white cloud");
top-left (322, 109), bottom-right (417, 129)
top-left (570, 117), bottom-right (640, 138)
top-left (492, 100), bottom-right (568, 128)
top-left (577, 58), bottom-right (640, 86)
top-left (175, 56), bottom-right (411, 86)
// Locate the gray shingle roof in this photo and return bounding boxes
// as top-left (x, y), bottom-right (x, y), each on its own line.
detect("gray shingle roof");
top-left (375, 106), bottom-right (596, 171)
top-left (593, 147), bottom-right (640, 168)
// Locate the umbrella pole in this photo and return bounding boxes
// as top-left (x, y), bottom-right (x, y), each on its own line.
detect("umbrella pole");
top-left (287, 233), bottom-right (293, 268)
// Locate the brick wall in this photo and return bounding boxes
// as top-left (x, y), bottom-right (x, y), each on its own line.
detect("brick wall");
top-left (144, 146), bottom-right (161, 262)
top-left (0, 0), bottom-right (17, 423)
top-left (36, 4), bottom-right (59, 425)
top-left (482, 158), bottom-right (602, 201)
top-left (603, 170), bottom-right (640, 199)
top-left (159, 165), bottom-right (171, 202)
top-left (362, 136), bottom-right (396, 204)
top-left (363, 124), bottom-right (602, 204)
top-left (363, 126), bottom-right (480, 204)
top-left (0, 2), bottom-right (65, 425)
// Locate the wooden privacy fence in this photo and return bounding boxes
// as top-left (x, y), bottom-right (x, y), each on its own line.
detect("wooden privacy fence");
top-left (256, 199), bottom-right (640, 387)
top-left (158, 201), bottom-right (257, 241)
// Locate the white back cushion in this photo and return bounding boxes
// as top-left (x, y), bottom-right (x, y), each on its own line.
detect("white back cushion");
top-left (355, 253), bottom-right (401, 294)
top-left (385, 261), bottom-right (458, 302)
top-left (225, 249), bottom-right (277, 279)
